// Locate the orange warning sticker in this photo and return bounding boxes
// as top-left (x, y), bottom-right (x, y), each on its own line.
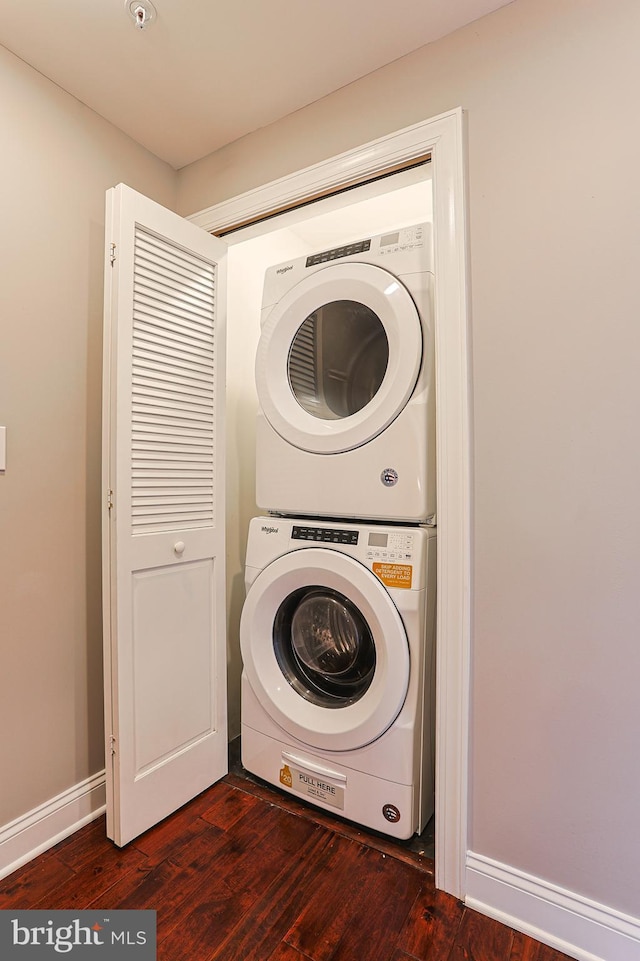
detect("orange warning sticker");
top-left (373, 562), bottom-right (413, 589)
top-left (279, 764), bottom-right (293, 788)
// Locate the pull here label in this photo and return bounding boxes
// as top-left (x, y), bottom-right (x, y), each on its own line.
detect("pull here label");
top-left (280, 764), bottom-right (345, 810)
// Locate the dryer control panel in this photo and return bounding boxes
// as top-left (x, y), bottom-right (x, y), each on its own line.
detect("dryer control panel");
top-left (305, 240), bottom-right (371, 267)
top-left (377, 223), bottom-right (426, 256)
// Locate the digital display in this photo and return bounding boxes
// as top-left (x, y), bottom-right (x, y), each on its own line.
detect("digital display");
top-left (380, 232), bottom-right (400, 246)
top-left (368, 532), bottom-right (388, 548)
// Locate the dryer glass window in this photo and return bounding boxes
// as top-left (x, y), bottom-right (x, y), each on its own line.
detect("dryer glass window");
top-left (287, 301), bottom-right (388, 420)
top-left (273, 587), bottom-right (376, 708)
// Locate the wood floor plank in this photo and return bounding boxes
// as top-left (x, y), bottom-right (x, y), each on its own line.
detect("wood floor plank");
top-left (510, 931), bottom-right (575, 961)
top-left (396, 885), bottom-right (465, 961)
top-left (31, 843), bottom-right (150, 909)
top-left (0, 851), bottom-right (76, 909)
top-left (131, 786), bottom-right (232, 865)
top-left (220, 828), bottom-right (363, 961)
top-left (200, 782), bottom-right (261, 831)
top-left (283, 834), bottom-right (375, 961)
top-left (328, 851), bottom-right (424, 961)
top-left (157, 803), bottom-right (330, 959)
top-left (158, 897), bottom-right (241, 961)
top-left (204, 830), bottom-right (335, 961)
top-left (448, 907), bottom-right (515, 961)
top-left (268, 944), bottom-right (310, 961)
top-left (154, 821), bottom-right (231, 872)
top-left (53, 817), bottom-right (113, 870)
top-left (103, 816), bottom-right (240, 919)
top-left (133, 821), bottom-right (262, 940)
top-left (82, 858), bottom-right (185, 913)
top-left (84, 860), bottom-right (180, 911)
top-left (213, 809), bottom-right (326, 904)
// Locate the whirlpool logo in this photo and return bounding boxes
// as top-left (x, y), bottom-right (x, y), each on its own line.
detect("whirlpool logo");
top-left (275, 264), bottom-right (293, 275)
top-left (261, 525), bottom-right (280, 535)
top-left (0, 910), bottom-right (156, 958)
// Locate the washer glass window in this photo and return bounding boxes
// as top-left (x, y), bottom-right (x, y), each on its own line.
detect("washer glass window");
top-left (273, 586), bottom-right (376, 708)
top-left (287, 301), bottom-right (389, 420)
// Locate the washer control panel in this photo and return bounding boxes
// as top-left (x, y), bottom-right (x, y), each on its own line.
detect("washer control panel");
top-left (366, 529), bottom-right (415, 561)
top-left (291, 525), bottom-right (359, 546)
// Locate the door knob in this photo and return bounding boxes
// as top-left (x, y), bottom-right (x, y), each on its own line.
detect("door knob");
top-left (174, 541), bottom-right (185, 555)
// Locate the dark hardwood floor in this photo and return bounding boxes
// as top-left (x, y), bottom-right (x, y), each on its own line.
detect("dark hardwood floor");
top-left (0, 770), bottom-right (573, 961)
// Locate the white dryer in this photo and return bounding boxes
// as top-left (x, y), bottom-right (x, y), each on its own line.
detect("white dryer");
top-left (255, 223), bottom-right (435, 523)
top-left (240, 516), bottom-right (436, 839)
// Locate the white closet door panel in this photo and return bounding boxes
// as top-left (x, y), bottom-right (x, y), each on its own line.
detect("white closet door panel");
top-left (131, 560), bottom-right (214, 773)
top-left (103, 183), bottom-right (228, 847)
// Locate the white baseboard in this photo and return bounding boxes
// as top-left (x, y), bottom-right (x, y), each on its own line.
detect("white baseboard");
top-left (0, 772), bottom-right (106, 881)
top-left (466, 851), bottom-right (640, 961)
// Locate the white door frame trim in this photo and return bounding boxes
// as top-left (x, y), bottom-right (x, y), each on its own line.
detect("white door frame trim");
top-left (189, 107), bottom-right (471, 898)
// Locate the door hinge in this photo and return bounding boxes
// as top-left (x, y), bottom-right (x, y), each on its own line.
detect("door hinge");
top-left (109, 735), bottom-right (116, 756)
top-left (110, 242), bottom-right (117, 266)
top-left (107, 489), bottom-right (114, 512)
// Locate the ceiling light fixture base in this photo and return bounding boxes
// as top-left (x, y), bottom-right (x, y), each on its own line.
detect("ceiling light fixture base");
top-left (126, 0), bottom-right (157, 30)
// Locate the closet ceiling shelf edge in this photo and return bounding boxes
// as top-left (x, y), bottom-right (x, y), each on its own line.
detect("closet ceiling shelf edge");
top-left (212, 155), bottom-right (432, 238)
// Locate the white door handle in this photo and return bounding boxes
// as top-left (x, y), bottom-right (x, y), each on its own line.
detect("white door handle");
top-left (174, 541), bottom-right (185, 555)
top-left (281, 751), bottom-right (347, 784)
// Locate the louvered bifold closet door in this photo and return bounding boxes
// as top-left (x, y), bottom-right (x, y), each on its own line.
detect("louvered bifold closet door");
top-left (132, 226), bottom-right (216, 534)
top-left (102, 184), bottom-right (228, 847)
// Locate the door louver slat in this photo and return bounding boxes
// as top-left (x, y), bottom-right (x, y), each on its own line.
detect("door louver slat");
top-left (133, 352), bottom-right (213, 381)
top-left (136, 311), bottom-right (215, 353)
top-left (133, 337), bottom-right (213, 370)
top-left (134, 319), bottom-right (214, 353)
top-left (136, 235), bottom-right (215, 286)
top-left (134, 283), bottom-right (214, 318)
top-left (135, 260), bottom-right (214, 297)
top-left (134, 423), bottom-right (212, 437)
top-left (131, 470), bottom-right (213, 478)
top-left (134, 405), bottom-right (213, 422)
top-left (131, 226), bottom-right (216, 534)
top-left (133, 310), bottom-right (214, 344)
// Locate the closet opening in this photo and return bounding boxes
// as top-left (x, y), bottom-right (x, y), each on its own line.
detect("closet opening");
top-left (186, 109), bottom-right (471, 899)
top-left (221, 162), bottom-right (436, 860)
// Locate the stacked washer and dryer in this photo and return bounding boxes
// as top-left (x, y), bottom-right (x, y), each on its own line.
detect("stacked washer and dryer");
top-left (239, 223), bottom-right (437, 840)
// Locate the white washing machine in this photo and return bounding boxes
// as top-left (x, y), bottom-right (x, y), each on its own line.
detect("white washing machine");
top-left (255, 223), bottom-right (435, 523)
top-left (240, 515), bottom-right (436, 839)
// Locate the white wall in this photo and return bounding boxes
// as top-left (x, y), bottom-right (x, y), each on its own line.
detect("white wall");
top-left (224, 229), bottom-right (302, 739)
top-left (0, 44), bottom-right (176, 833)
top-left (177, 0), bottom-right (640, 937)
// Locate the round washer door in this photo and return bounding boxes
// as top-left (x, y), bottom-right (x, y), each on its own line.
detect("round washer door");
top-left (255, 263), bottom-right (422, 454)
top-left (240, 548), bottom-right (410, 751)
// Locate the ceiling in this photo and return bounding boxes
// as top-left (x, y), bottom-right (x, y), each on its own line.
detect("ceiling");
top-left (0, 0), bottom-right (513, 170)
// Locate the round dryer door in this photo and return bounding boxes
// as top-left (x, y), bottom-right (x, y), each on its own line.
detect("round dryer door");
top-left (240, 548), bottom-right (410, 751)
top-left (255, 262), bottom-right (422, 453)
